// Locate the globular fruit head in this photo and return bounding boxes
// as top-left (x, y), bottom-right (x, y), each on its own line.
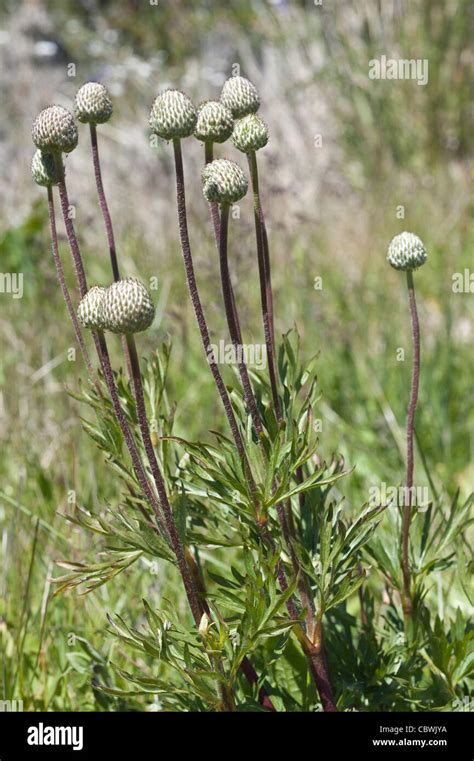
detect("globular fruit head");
top-left (149, 89), bottom-right (197, 140)
top-left (194, 100), bottom-right (233, 144)
top-left (75, 82), bottom-right (113, 124)
top-left (32, 105), bottom-right (78, 154)
top-left (201, 159), bottom-right (248, 205)
top-left (220, 76), bottom-right (260, 118)
top-left (31, 149), bottom-right (62, 187)
top-left (77, 286), bottom-right (108, 330)
top-left (387, 232), bottom-right (428, 271)
top-left (102, 277), bottom-right (155, 334)
top-left (232, 113), bottom-right (268, 153)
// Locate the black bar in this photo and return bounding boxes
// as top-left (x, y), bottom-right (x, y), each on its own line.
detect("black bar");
top-left (0, 711), bottom-right (471, 759)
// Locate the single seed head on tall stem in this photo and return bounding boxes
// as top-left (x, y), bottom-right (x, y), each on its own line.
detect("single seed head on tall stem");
top-left (194, 100), bottom-right (233, 144)
top-left (31, 149), bottom-right (63, 187)
top-left (220, 76), bottom-right (260, 118)
top-left (103, 277), bottom-right (155, 334)
top-left (75, 82), bottom-right (113, 124)
top-left (202, 158), bottom-right (248, 205)
top-left (32, 105), bottom-right (78, 154)
top-left (77, 286), bottom-right (108, 330)
top-left (232, 113), bottom-right (268, 154)
top-left (149, 89), bottom-right (197, 140)
top-left (387, 232), bottom-right (428, 272)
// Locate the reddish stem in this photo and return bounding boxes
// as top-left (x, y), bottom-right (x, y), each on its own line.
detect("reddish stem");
top-left (46, 186), bottom-right (96, 383)
top-left (219, 203), bottom-right (263, 438)
top-left (402, 270), bottom-right (421, 619)
top-left (204, 141), bottom-right (243, 346)
top-left (89, 123), bottom-right (133, 379)
top-left (89, 124), bottom-right (120, 280)
top-left (247, 151), bottom-right (281, 420)
top-left (172, 139), bottom-right (251, 469)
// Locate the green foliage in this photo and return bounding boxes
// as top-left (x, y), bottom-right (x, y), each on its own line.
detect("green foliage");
top-left (47, 332), bottom-right (472, 711)
top-left (1, 0), bottom-right (472, 714)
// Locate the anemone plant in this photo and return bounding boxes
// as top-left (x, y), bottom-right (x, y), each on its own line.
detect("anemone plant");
top-left (28, 71), bottom-right (471, 717)
top-left (387, 231), bottom-right (427, 622)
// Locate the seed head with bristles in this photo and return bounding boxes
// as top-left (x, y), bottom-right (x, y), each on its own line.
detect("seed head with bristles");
top-left (387, 232), bottom-right (428, 272)
top-left (77, 286), bottom-right (108, 330)
top-left (32, 105), bottom-right (78, 154)
top-left (102, 277), bottom-right (155, 334)
top-left (75, 82), bottom-right (113, 124)
top-left (31, 150), bottom-right (63, 187)
top-left (202, 159), bottom-right (248, 205)
top-left (232, 114), bottom-right (268, 154)
top-left (194, 100), bottom-right (233, 144)
top-left (220, 76), bottom-right (260, 119)
top-left (149, 89), bottom-right (197, 140)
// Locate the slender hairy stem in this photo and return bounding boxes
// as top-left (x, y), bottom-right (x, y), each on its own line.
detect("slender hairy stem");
top-left (247, 151), bottom-right (281, 420)
top-left (261, 212), bottom-right (275, 351)
top-left (95, 332), bottom-right (168, 537)
top-left (171, 139), bottom-right (251, 471)
top-left (89, 123), bottom-right (133, 379)
top-left (89, 124), bottom-right (120, 280)
top-left (125, 334), bottom-right (203, 624)
top-left (204, 142), bottom-right (243, 345)
top-left (402, 270), bottom-right (421, 619)
top-left (46, 186), bottom-right (96, 383)
top-left (219, 204), bottom-right (263, 438)
top-left (55, 167), bottom-right (88, 298)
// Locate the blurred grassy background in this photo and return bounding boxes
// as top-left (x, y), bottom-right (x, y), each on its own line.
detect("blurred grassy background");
top-left (0, 0), bottom-right (472, 709)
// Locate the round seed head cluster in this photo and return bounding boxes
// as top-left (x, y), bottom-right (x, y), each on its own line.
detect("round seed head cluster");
top-left (75, 82), bottom-right (113, 124)
top-left (387, 232), bottom-right (428, 271)
top-left (232, 114), bottom-right (268, 153)
top-left (102, 277), bottom-right (155, 334)
top-left (32, 105), bottom-right (78, 154)
top-left (77, 286), bottom-right (108, 330)
top-left (202, 159), bottom-right (248, 205)
top-left (149, 89), bottom-right (197, 140)
top-left (220, 76), bottom-right (260, 118)
top-left (31, 150), bottom-right (62, 187)
top-left (194, 100), bottom-right (233, 144)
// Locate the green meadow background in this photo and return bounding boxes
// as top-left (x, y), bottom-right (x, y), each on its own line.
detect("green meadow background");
top-left (0, 0), bottom-right (472, 710)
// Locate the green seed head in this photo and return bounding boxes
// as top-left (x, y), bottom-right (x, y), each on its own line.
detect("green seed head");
top-left (75, 82), bottom-right (113, 124)
top-left (194, 100), bottom-right (234, 144)
top-left (232, 113), bottom-right (268, 153)
top-left (387, 232), bottom-right (428, 271)
top-left (202, 158), bottom-right (248, 205)
top-left (32, 105), bottom-right (78, 154)
top-left (220, 76), bottom-right (260, 118)
top-left (102, 277), bottom-right (155, 334)
top-left (31, 150), bottom-right (62, 187)
top-left (149, 89), bottom-right (197, 140)
top-left (77, 286), bottom-right (108, 330)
